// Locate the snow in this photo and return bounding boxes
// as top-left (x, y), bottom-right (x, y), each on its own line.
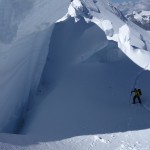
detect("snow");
top-left (60, 0), bottom-right (150, 69)
top-left (132, 11), bottom-right (150, 24)
top-left (20, 18), bottom-right (150, 142)
top-left (0, 0), bottom-right (69, 132)
top-left (1, 130), bottom-right (150, 150)
top-left (140, 11), bottom-right (150, 16)
top-left (117, 25), bottom-right (150, 70)
top-left (1, 0), bottom-right (150, 150)
top-left (0, 27), bottom-right (53, 133)
top-left (134, 12), bottom-right (144, 22)
top-left (0, 0), bottom-right (34, 43)
top-left (126, 10), bottom-right (150, 31)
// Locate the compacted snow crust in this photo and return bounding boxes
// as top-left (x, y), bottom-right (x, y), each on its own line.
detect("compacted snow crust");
top-left (1, 0), bottom-right (150, 149)
top-left (1, 130), bottom-right (150, 150)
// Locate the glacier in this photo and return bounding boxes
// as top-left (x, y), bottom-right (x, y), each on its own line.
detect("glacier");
top-left (0, 0), bottom-right (150, 149)
top-left (0, 0), bottom-right (69, 132)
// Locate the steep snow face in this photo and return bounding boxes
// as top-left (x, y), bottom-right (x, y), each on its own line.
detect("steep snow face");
top-left (106, 2), bottom-right (127, 22)
top-left (0, 0), bottom-right (69, 132)
top-left (59, 0), bottom-right (150, 70)
top-left (21, 2), bottom-right (150, 141)
top-left (17, 0), bottom-right (69, 39)
top-left (127, 11), bottom-right (150, 31)
top-left (0, 0), bottom-right (69, 44)
top-left (0, 0), bottom-right (34, 43)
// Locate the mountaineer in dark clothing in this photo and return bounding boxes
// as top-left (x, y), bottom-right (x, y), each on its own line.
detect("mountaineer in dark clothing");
top-left (131, 88), bottom-right (142, 104)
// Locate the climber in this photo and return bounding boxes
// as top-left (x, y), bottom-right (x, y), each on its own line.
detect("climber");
top-left (131, 88), bottom-right (142, 104)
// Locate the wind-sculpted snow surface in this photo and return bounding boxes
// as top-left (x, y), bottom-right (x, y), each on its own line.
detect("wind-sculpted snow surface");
top-left (1, 130), bottom-right (150, 150)
top-left (60, 0), bottom-right (150, 70)
top-left (0, 0), bottom-right (69, 132)
top-left (0, 28), bottom-right (53, 133)
top-left (127, 11), bottom-right (150, 31)
top-left (0, 0), bottom-right (34, 43)
top-left (0, 0), bottom-right (70, 43)
top-left (22, 17), bottom-right (150, 141)
top-left (117, 25), bottom-right (150, 70)
top-left (1, 0), bottom-right (150, 149)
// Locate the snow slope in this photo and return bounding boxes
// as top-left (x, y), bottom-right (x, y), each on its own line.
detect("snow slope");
top-left (1, 0), bottom-right (150, 149)
top-left (21, 17), bottom-right (150, 141)
top-left (20, 0), bottom-right (150, 141)
top-left (0, 0), bottom-right (69, 132)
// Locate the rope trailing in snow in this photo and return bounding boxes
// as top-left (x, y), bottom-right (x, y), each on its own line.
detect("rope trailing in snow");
top-left (133, 65), bottom-right (149, 89)
top-left (130, 65), bottom-right (149, 104)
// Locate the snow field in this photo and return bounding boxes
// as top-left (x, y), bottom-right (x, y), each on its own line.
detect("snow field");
top-left (0, 0), bottom-right (150, 150)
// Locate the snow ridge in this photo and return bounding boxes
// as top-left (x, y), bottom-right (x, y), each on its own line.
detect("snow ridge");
top-left (58, 0), bottom-right (150, 70)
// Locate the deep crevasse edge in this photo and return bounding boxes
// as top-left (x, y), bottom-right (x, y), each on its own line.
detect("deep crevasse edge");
top-left (58, 0), bottom-right (150, 70)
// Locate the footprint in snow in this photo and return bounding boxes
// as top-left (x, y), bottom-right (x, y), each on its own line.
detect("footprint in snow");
top-left (98, 136), bottom-right (109, 144)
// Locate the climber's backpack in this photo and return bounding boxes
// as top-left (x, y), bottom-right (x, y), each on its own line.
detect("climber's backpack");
top-left (138, 89), bottom-right (142, 95)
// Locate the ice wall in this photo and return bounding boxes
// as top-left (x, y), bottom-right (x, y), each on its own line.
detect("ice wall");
top-left (0, 0), bottom-right (69, 132)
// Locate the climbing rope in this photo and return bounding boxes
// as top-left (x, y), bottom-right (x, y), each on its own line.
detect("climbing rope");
top-left (130, 64), bottom-right (150, 113)
top-left (130, 65), bottom-right (149, 103)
